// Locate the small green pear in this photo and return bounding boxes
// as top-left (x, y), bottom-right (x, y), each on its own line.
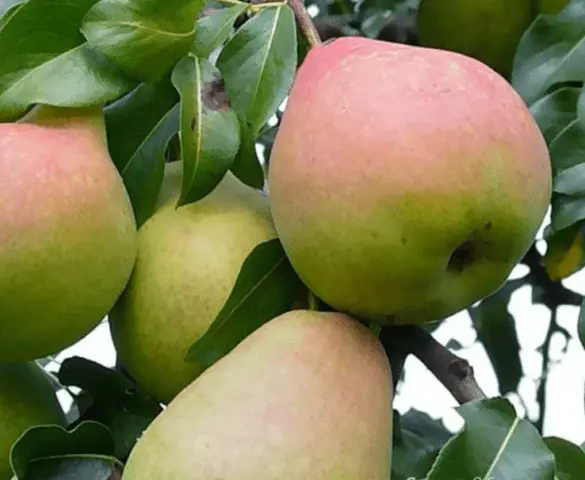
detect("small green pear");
top-left (0, 104), bottom-right (137, 362)
top-left (0, 362), bottom-right (66, 479)
top-left (121, 310), bottom-right (393, 480)
top-left (110, 163), bottom-right (279, 404)
top-left (417, 0), bottom-right (533, 78)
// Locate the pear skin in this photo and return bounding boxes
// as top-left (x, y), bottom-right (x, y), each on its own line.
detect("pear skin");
top-left (121, 310), bottom-right (393, 480)
top-left (0, 104), bottom-right (137, 362)
top-left (267, 37), bottom-right (551, 325)
top-left (110, 163), bottom-right (278, 404)
top-left (0, 362), bottom-right (66, 479)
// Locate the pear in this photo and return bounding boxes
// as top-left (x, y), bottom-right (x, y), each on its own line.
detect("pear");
top-left (417, 0), bottom-right (533, 78)
top-left (121, 310), bottom-right (393, 480)
top-left (110, 163), bottom-right (279, 404)
top-left (537, 0), bottom-right (568, 14)
top-left (267, 37), bottom-right (551, 326)
top-left (0, 104), bottom-right (137, 362)
top-left (0, 362), bottom-right (66, 479)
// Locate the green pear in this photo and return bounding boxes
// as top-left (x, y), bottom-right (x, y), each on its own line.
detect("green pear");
top-left (0, 362), bottom-right (66, 479)
top-left (0, 104), bottom-right (137, 362)
top-left (417, 0), bottom-right (533, 78)
top-left (110, 163), bottom-right (279, 404)
top-left (121, 310), bottom-right (393, 480)
top-left (267, 37), bottom-right (551, 326)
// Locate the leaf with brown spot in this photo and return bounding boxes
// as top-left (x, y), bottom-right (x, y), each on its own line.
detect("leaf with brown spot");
top-left (171, 53), bottom-right (241, 206)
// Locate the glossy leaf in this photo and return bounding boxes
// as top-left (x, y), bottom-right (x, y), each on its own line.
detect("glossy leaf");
top-left (551, 194), bottom-right (585, 232)
top-left (171, 54), bottom-right (241, 206)
top-left (193, 4), bottom-right (247, 58)
top-left (185, 238), bottom-right (305, 371)
top-left (554, 163), bottom-right (585, 195)
top-left (105, 80), bottom-right (180, 227)
top-left (0, 0), bottom-right (136, 121)
top-left (17, 457), bottom-right (122, 480)
top-left (230, 115), bottom-right (266, 189)
top-left (57, 357), bottom-right (162, 460)
top-left (529, 87), bottom-right (580, 144)
top-left (468, 282), bottom-right (523, 395)
top-left (216, 5), bottom-right (297, 134)
top-left (10, 422), bottom-right (118, 480)
top-left (543, 221), bottom-right (585, 280)
top-left (391, 409), bottom-right (453, 480)
top-left (512, 1), bottom-right (585, 105)
top-left (81, 0), bottom-right (204, 82)
top-left (545, 436), bottom-right (585, 479)
top-left (427, 397), bottom-right (555, 479)
top-left (549, 118), bottom-right (585, 175)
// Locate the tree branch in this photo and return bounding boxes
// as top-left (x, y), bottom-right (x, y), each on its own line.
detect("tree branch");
top-left (380, 325), bottom-right (487, 404)
top-left (287, 0), bottom-right (322, 48)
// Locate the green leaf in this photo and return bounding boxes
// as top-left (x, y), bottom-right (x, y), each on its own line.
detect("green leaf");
top-left (468, 281), bottom-right (523, 395)
top-left (549, 118), bottom-right (585, 175)
top-left (81, 0), bottom-right (204, 82)
top-left (554, 163), bottom-right (585, 196)
top-left (16, 457), bottom-right (122, 480)
top-left (105, 80), bottom-right (180, 227)
top-left (57, 357), bottom-right (162, 461)
top-left (543, 221), bottom-right (585, 281)
top-left (529, 87), bottom-right (580, 144)
top-left (544, 436), bottom-right (585, 479)
top-left (171, 54), bottom-right (241, 206)
top-left (551, 194), bottom-right (585, 232)
top-left (216, 5), bottom-right (297, 135)
top-left (193, 4), bottom-right (247, 58)
top-left (577, 295), bottom-right (585, 351)
top-left (427, 397), bottom-right (555, 479)
top-left (10, 422), bottom-right (118, 480)
top-left (0, 0), bottom-right (25, 27)
top-left (512, 1), bottom-right (585, 105)
top-left (185, 238), bottom-right (305, 371)
top-left (391, 409), bottom-right (452, 480)
top-left (0, 0), bottom-right (137, 121)
top-left (230, 116), bottom-right (266, 189)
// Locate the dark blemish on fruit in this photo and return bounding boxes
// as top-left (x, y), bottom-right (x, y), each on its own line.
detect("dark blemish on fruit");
top-left (190, 117), bottom-right (197, 131)
top-left (447, 240), bottom-right (476, 273)
top-left (485, 221), bottom-right (492, 230)
top-left (401, 237), bottom-right (407, 245)
top-left (202, 73), bottom-right (231, 111)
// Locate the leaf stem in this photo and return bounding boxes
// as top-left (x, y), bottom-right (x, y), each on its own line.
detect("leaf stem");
top-left (286, 0), bottom-right (322, 48)
top-left (249, 1), bottom-right (287, 11)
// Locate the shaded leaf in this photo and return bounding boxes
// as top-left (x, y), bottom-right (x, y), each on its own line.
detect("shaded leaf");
top-left (105, 80), bottom-right (180, 227)
top-left (543, 221), bottom-right (585, 280)
top-left (544, 436), bottom-right (585, 479)
top-left (468, 281), bottom-right (523, 395)
top-left (10, 422), bottom-right (116, 480)
top-left (529, 87), bottom-right (580, 144)
top-left (550, 118), bottom-right (585, 175)
top-left (192, 4), bottom-right (247, 58)
top-left (0, 0), bottom-right (136, 121)
top-left (171, 54), bottom-right (241, 206)
top-left (185, 238), bottom-right (305, 371)
top-left (427, 397), bottom-right (555, 479)
top-left (512, 1), bottom-right (585, 105)
top-left (551, 194), bottom-right (585, 232)
top-left (216, 5), bottom-right (297, 134)
top-left (81, 0), bottom-right (204, 82)
top-left (230, 116), bottom-right (265, 189)
top-left (554, 162), bottom-right (585, 195)
top-left (18, 457), bottom-right (122, 480)
top-left (391, 409), bottom-right (453, 480)
top-left (57, 357), bottom-right (162, 461)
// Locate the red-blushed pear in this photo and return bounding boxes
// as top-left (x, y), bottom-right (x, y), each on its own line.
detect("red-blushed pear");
top-left (268, 37), bottom-right (551, 326)
top-left (0, 362), bottom-right (67, 479)
top-left (120, 310), bottom-right (393, 480)
top-left (0, 104), bottom-right (138, 362)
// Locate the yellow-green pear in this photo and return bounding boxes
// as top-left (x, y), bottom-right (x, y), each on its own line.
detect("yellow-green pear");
top-left (0, 362), bottom-right (66, 479)
top-left (0, 104), bottom-right (137, 362)
top-left (110, 163), bottom-right (279, 404)
top-left (417, 0), bottom-right (533, 78)
top-left (121, 310), bottom-right (393, 480)
top-left (268, 37), bottom-right (551, 326)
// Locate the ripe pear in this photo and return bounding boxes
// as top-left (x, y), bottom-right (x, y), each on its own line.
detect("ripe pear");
top-left (0, 104), bottom-right (137, 362)
top-left (417, 0), bottom-right (533, 78)
top-left (121, 310), bottom-right (393, 480)
top-left (268, 37), bottom-right (551, 326)
top-left (110, 163), bottom-right (279, 404)
top-left (0, 362), bottom-right (66, 479)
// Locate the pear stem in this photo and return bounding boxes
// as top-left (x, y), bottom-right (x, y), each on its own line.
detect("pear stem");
top-left (380, 325), bottom-right (487, 404)
top-left (286, 0), bottom-right (322, 48)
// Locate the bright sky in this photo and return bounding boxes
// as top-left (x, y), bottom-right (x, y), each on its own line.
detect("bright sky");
top-left (48, 208), bottom-right (585, 446)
